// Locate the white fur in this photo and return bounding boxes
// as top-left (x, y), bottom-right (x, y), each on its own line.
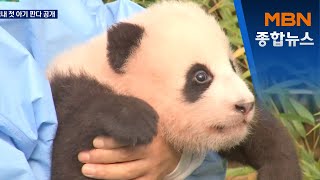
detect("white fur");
top-left (47, 1), bottom-right (255, 154)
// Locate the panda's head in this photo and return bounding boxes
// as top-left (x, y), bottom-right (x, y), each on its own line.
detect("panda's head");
top-left (48, 1), bottom-right (255, 153)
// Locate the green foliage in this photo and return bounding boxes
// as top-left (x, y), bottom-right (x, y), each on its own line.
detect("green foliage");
top-left (300, 146), bottom-right (320, 180)
top-left (226, 166), bottom-right (255, 177)
top-left (105, 0), bottom-right (320, 178)
top-left (265, 92), bottom-right (320, 179)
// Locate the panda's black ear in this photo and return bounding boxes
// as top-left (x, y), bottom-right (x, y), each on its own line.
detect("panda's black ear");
top-left (107, 22), bottom-right (145, 74)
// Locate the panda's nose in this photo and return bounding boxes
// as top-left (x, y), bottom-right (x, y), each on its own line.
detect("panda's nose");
top-left (235, 101), bottom-right (255, 115)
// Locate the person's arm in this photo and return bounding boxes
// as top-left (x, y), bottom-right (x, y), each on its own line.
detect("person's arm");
top-left (0, 25), bottom-right (58, 180)
top-left (0, 133), bottom-right (37, 180)
top-left (79, 135), bottom-right (180, 179)
top-left (0, 1), bottom-right (150, 180)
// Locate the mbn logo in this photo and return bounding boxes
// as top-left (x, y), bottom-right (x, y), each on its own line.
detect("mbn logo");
top-left (265, 12), bottom-right (311, 26)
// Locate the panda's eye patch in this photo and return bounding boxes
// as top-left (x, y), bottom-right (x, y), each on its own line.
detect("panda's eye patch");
top-left (183, 63), bottom-right (213, 103)
top-left (194, 70), bottom-right (211, 84)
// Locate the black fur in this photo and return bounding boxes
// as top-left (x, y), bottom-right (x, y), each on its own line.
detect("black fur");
top-left (50, 72), bottom-right (158, 180)
top-left (107, 22), bottom-right (144, 74)
top-left (183, 63), bottom-right (213, 102)
top-left (219, 102), bottom-right (302, 180)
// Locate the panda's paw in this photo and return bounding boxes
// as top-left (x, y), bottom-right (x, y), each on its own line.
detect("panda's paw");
top-left (100, 95), bottom-right (159, 146)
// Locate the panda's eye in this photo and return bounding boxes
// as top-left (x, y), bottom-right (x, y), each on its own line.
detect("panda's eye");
top-left (194, 70), bottom-right (211, 84)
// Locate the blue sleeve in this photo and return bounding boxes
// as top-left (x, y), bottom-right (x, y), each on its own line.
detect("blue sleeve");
top-left (187, 152), bottom-right (227, 180)
top-left (0, 0), bottom-right (143, 179)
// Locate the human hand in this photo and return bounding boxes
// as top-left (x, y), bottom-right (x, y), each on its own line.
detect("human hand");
top-left (78, 135), bottom-right (180, 180)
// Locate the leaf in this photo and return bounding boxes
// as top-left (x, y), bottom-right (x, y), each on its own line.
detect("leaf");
top-left (306, 123), bottom-right (320, 136)
top-left (233, 47), bottom-right (245, 59)
top-left (226, 166), bottom-right (256, 177)
top-left (264, 86), bottom-right (291, 95)
top-left (314, 95), bottom-right (320, 109)
top-left (301, 160), bottom-right (320, 178)
top-left (292, 121), bottom-right (306, 138)
top-left (279, 113), bottom-right (314, 126)
top-left (279, 116), bottom-right (299, 138)
top-left (241, 70), bottom-right (251, 79)
top-left (316, 160), bottom-right (320, 171)
top-left (267, 80), bottom-right (304, 89)
top-left (279, 95), bottom-right (295, 113)
top-left (290, 98), bottom-right (315, 125)
top-left (314, 112), bottom-right (320, 116)
top-left (299, 146), bottom-right (315, 163)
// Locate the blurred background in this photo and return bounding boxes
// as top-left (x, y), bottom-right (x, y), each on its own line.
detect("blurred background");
top-left (104, 0), bottom-right (320, 179)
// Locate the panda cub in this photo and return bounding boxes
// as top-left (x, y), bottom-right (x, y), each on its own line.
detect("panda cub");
top-left (48, 1), bottom-right (301, 180)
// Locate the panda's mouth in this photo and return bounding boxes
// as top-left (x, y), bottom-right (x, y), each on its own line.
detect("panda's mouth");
top-left (211, 120), bottom-right (248, 132)
top-left (214, 125), bottom-right (225, 131)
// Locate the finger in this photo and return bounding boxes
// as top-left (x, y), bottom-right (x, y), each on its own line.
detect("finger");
top-left (81, 160), bottom-right (149, 180)
top-left (78, 146), bottom-right (148, 164)
top-left (93, 136), bottom-right (127, 149)
top-left (133, 175), bottom-right (157, 180)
